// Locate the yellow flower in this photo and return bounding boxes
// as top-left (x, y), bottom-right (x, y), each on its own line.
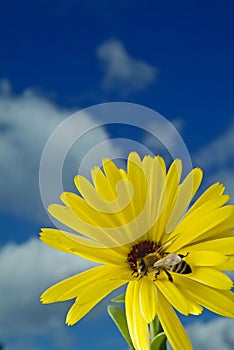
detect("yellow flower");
top-left (40, 152), bottom-right (234, 350)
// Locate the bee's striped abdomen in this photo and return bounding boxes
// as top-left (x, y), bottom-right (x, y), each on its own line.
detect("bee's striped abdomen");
top-left (170, 260), bottom-right (192, 274)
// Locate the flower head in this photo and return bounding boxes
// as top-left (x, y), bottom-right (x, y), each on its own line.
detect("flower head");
top-left (40, 152), bottom-right (234, 350)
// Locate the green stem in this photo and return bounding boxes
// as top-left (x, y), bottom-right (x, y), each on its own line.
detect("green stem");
top-left (150, 315), bottom-right (167, 350)
top-left (154, 315), bottom-right (164, 335)
top-left (150, 318), bottom-right (157, 339)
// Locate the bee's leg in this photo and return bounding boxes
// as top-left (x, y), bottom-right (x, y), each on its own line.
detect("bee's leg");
top-left (178, 252), bottom-right (189, 258)
top-left (164, 269), bottom-right (173, 282)
top-left (153, 270), bottom-right (160, 281)
top-left (131, 271), bottom-right (139, 278)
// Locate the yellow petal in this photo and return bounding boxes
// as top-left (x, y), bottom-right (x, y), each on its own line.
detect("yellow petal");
top-left (40, 228), bottom-right (128, 265)
top-left (169, 206), bottom-right (234, 252)
top-left (177, 287), bottom-right (203, 315)
top-left (174, 274), bottom-right (234, 317)
top-left (188, 217), bottom-right (234, 245)
top-left (121, 152), bottom-right (163, 242)
top-left (211, 228), bottom-right (234, 240)
top-left (127, 152), bottom-right (148, 221)
top-left (187, 266), bottom-right (233, 290)
top-left (61, 191), bottom-right (120, 227)
top-left (188, 182), bottom-right (230, 213)
top-left (63, 152), bottom-right (155, 246)
top-left (170, 214), bottom-right (234, 249)
top-left (102, 157), bottom-right (125, 191)
top-left (91, 166), bottom-right (111, 199)
top-left (74, 174), bottom-right (134, 216)
top-left (157, 289), bottom-right (193, 350)
top-left (109, 161), bottom-right (146, 232)
top-left (138, 277), bottom-right (157, 322)
top-left (48, 204), bottom-right (133, 247)
top-left (166, 167), bottom-right (203, 234)
top-left (41, 265), bottom-right (127, 303)
top-left (142, 156), bottom-right (167, 241)
top-left (66, 298), bottom-right (98, 326)
top-left (91, 162), bottom-right (126, 202)
top-left (41, 266), bottom-right (102, 303)
top-left (156, 279), bottom-right (190, 315)
top-left (184, 251), bottom-right (227, 266)
top-left (217, 255), bottom-right (234, 270)
top-left (74, 161), bottom-right (139, 239)
top-left (66, 277), bottom-right (126, 325)
top-left (184, 238), bottom-right (234, 255)
top-left (62, 190), bottom-right (145, 247)
top-left (156, 155), bottom-right (166, 175)
top-left (126, 281), bottom-right (150, 350)
top-left (154, 159), bottom-right (182, 241)
top-left (77, 276), bottom-right (126, 305)
top-left (75, 174), bottom-right (109, 206)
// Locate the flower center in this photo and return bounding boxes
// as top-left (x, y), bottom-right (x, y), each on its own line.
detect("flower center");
top-left (127, 240), bottom-right (160, 274)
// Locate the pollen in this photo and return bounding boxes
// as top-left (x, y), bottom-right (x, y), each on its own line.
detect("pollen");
top-left (127, 240), bottom-right (159, 273)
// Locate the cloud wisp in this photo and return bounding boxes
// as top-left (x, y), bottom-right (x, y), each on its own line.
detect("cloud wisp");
top-left (0, 238), bottom-right (95, 337)
top-left (0, 238), bottom-right (126, 350)
top-left (97, 39), bottom-right (156, 95)
top-left (186, 318), bottom-right (234, 350)
top-left (193, 121), bottom-right (234, 201)
top-left (0, 81), bottom-right (118, 223)
top-left (193, 123), bottom-right (234, 169)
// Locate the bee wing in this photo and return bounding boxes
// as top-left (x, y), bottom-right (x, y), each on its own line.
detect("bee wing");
top-left (164, 253), bottom-right (181, 265)
top-left (153, 253), bottom-right (181, 268)
top-left (153, 259), bottom-right (165, 268)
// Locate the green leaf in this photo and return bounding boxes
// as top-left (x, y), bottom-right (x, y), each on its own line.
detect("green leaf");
top-left (111, 293), bottom-right (126, 303)
top-left (150, 332), bottom-right (167, 350)
top-left (107, 305), bottom-right (135, 350)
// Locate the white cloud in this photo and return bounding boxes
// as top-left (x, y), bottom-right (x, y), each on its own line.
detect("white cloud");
top-left (0, 238), bottom-right (127, 350)
top-left (143, 118), bottom-right (184, 156)
top-left (0, 238), bottom-right (95, 337)
top-left (0, 81), bottom-right (119, 223)
top-left (193, 122), bottom-right (234, 201)
top-left (186, 318), bottom-right (234, 350)
top-left (97, 39), bottom-right (156, 95)
top-left (193, 123), bottom-right (234, 169)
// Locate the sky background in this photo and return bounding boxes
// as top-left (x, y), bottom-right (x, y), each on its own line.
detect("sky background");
top-left (0, 0), bottom-right (234, 349)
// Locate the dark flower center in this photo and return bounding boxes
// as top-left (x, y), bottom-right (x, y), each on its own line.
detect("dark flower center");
top-left (127, 240), bottom-right (160, 273)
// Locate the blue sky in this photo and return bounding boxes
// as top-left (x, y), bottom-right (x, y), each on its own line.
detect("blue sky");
top-left (0, 1), bottom-right (234, 349)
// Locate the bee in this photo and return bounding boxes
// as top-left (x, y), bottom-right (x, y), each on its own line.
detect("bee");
top-left (136, 252), bottom-right (191, 282)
